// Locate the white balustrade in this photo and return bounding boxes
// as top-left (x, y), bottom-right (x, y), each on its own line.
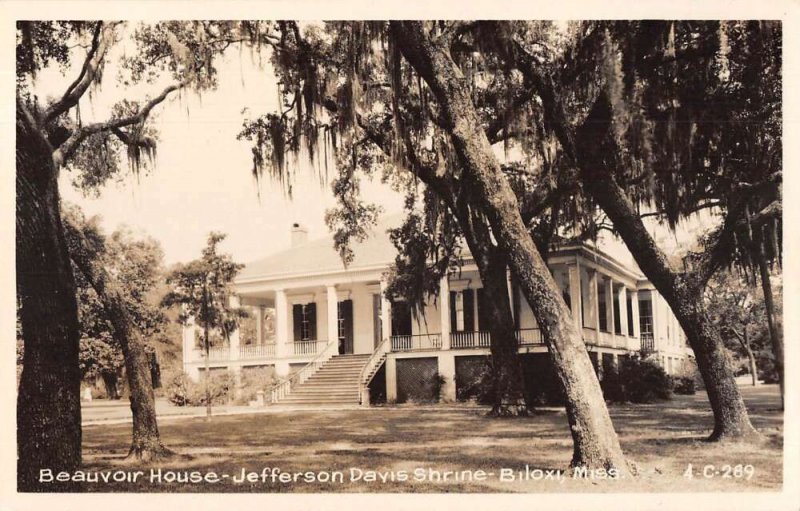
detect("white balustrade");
top-left (450, 331), bottom-right (491, 349)
top-left (239, 344), bottom-right (276, 359)
top-left (390, 334), bottom-right (441, 352)
top-left (515, 328), bottom-right (543, 345)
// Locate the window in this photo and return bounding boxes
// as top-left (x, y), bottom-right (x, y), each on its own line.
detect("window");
top-left (337, 302), bottom-right (346, 340)
top-left (639, 299), bottom-right (653, 335)
top-left (292, 303), bottom-right (317, 341)
top-left (450, 290), bottom-right (475, 332)
top-left (598, 300), bottom-right (608, 332)
top-left (626, 295), bottom-right (634, 335)
top-left (300, 305), bottom-right (313, 340)
top-left (597, 278), bottom-right (613, 333)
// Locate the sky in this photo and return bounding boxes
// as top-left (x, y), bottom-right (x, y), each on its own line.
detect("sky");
top-left (39, 23), bottom-right (710, 270)
top-left (40, 33), bottom-right (404, 266)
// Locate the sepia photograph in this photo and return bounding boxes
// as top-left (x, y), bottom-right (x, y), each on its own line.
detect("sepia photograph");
top-left (5, 3), bottom-right (798, 509)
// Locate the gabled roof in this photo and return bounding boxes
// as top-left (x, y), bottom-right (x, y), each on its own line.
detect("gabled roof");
top-left (236, 215), bottom-right (402, 283)
top-left (236, 213), bottom-right (647, 286)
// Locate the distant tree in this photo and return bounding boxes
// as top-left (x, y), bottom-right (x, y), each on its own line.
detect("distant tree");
top-left (706, 270), bottom-right (781, 387)
top-left (162, 232), bottom-right (248, 418)
top-left (16, 20), bottom-right (246, 488)
top-left (63, 205), bottom-right (171, 460)
top-left (78, 337), bottom-right (124, 399)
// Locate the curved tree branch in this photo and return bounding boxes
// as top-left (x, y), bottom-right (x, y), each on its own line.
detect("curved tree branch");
top-left (53, 81), bottom-right (185, 166)
top-left (43, 22), bottom-right (117, 125)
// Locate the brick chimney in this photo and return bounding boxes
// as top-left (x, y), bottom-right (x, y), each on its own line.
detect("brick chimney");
top-left (291, 222), bottom-right (308, 247)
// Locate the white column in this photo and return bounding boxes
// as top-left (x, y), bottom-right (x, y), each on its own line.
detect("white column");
top-left (386, 356), bottom-right (397, 402)
top-left (440, 276), bottom-right (451, 350)
top-left (228, 296), bottom-right (242, 394)
top-left (605, 277), bottom-right (615, 335)
top-left (181, 313), bottom-right (197, 378)
top-left (275, 289), bottom-right (288, 360)
top-left (437, 353), bottom-right (456, 402)
top-left (652, 291), bottom-right (660, 350)
top-left (327, 284), bottom-right (339, 349)
top-left (618, 286), bottom-right (629, 337)
top-left (228, 295), bottom-right (241, 362)
top-left (255, 305), bottom-right (263, 345)
top-left (588, 269), bottom-right (600, 341)
top-left (630, 289), bottom-right (640, 338)
top-left (506, 269), bottom-right (515, 324)
top-left (568, 264), bottom-right (583, 332)
top-left (380, 278), bottom-right (392, 343)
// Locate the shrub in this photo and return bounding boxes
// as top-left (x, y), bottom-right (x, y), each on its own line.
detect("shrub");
top-left (522, 354), bottom-right (566, 406)
top-left (427, 372), bottom-right (447, 402)
top-left (671, 376), bottom-right (696, 395)
top-left (602, 356), bottom-right (673, 403)
top-left (235, 367), bottom-right (282, 405)
top-left (166, 371), bottom-right (233, 406)
top-left (456, 362), bottom-right (495, 405)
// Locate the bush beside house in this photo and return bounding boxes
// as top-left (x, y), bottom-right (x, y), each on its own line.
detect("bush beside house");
top-left (601, 356), bottom-right (673, 403)
top-left (166, 371), bottom-right (233, 406)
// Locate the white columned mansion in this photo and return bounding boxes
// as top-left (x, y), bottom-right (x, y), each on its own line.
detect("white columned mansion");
top-left (182, 218), bottom-right (692, 404)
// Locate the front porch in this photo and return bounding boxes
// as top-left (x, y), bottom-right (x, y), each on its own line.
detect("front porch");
top-left (182, 244), bottom-right (690, 404)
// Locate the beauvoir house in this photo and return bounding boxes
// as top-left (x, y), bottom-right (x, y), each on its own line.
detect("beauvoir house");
top-left (181, 218), bottom-right (692, 406)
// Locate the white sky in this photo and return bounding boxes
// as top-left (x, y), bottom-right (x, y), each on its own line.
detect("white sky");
top-left (40, 32), bottom-right (404, 266)
top-left (36, 23), bottom-right (710, 270)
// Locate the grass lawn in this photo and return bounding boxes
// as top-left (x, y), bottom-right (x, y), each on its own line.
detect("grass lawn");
top-left (78, 384), bottom-right (783, 493)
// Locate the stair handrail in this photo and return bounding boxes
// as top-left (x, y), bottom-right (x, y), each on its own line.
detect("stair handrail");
top-left (358, 336), bottom-right (391, 405)
top-left (268, 340), bottom-right (339, 404)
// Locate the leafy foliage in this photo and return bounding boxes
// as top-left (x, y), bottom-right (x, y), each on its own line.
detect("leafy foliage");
top-left (165, 371), bottom-right (233, 406)
top-left (63, 204), bottom-right (166, 383)
top-left (161, 232), bottom-right (247, 347)
top-left (705, 269), bottom-right (781, 383)
top-left (601, 356), bottom-right (674, 404)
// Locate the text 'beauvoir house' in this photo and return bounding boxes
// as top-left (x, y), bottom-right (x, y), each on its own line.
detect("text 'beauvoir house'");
top-left (181, 217), bottom-right (692, 405)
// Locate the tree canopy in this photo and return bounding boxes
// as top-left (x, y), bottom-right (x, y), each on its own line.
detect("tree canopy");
top-left (162, 232), bottom-right (248, 343)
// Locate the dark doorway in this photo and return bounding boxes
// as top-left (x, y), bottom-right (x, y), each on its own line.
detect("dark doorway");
top-left (338, 299), bottom-right (354, 354)
top-left (391, 300), bottom-right (412, 336)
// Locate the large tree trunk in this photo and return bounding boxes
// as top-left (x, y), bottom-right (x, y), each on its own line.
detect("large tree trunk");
top-left (16, 107), bottom-right (83, 491)
top-left (740, 329), bottom-right (758, 387)
top-left (391, 22), bottom-right (630, 473)
top-left (754, 231), bottom-right (783, 409)
top-left (478, 251), bottom-right (529, 416)
top-left (451, 198), bottom-right (529, 416)
top-left (101, 371), bottom-right (121, 399)
top-left (64, 220), bottom-right (171, 461)
top-left (575, 95), bottom-right (759, 441)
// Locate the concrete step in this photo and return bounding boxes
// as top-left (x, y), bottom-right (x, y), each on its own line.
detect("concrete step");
top-left (292, 386), bottom-right (358, 392)
top-left (280, 394), bottom-right (358, 402)
top-left (307, 371), bottom-right (363, 377)
top-left (280, 399), bottom-right (359, 405)
top-left (272, 354), bottom-right (371, 405)
top-left (305, 372), bottom-right (362, 378)
top-left (294, 383), bottom-right (358, 388)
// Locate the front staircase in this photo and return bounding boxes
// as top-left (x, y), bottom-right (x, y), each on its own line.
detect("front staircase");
top-left (276, 354), bottom-right (372, 406)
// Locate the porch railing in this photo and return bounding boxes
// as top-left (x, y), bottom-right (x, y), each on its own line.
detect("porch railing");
top-left (450, 330), bottom-right (491, 349)
top-left (293, 340), bottom-right (327, 356)
top-left (269, 340), bottom-right (338, 404)
top-left (358, 336), bottom-right (391, 405)
top-left (515, 328), bottom-right (543, 346)
top-left (390, 333), bottom-right (441, 352)
top-left (239, 344), bottom-right (276, 359)
top-left (640, 332), bottom-right (655, 354)
top-left (193, 346), bottom-right (230, 361)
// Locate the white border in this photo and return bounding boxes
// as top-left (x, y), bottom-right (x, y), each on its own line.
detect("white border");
top-left (1, 3), bottom-right (797, 510)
